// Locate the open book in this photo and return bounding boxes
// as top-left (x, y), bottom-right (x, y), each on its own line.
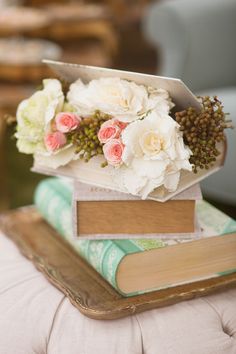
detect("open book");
top-left (31, 60), bottom-right (226, 202)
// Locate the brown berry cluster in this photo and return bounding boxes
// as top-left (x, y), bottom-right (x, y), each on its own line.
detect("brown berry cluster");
top-left (175, 96), bottom-right (232, 173)
top-left (70, 110), bottom-right (110, 163)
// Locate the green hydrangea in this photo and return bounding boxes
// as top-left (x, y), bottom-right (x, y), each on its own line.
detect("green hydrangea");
top-left (16, 79), bottom-right (64, 154)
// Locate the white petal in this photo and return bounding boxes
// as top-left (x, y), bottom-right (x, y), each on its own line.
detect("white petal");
top-left (132, 157), bottom-right (169, 179)
top-left (45, 98), bottom-right (60, 127)
top-left (43, 79), bottom-right (62, 95)
top-left (164, 171), bottom-right (180, 191)
top-left (139, 175), bottom-right (165, 199)
top-left (16, 99), bottom-right (28, 125)
top-left (35, 146), bottom-right (78, 169)
top-left (175, 159), bottom-right (192, 171)
top-left (121, 145), bottom-right (133, 165)
top-left (122, 120), bottom-right (144, 157)
top-left (112, 166), bottom-right (147, 196)
top-left (123, 168), bottom-right (147, 195)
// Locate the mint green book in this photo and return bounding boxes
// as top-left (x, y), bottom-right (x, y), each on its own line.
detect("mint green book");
top-left (34, 178), bottom-right (236, 296)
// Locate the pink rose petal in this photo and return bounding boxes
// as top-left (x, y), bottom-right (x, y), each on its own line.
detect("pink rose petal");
top-left (44, 131), bottom-right (67, 152)
top-left (55, 112), bottom-right (81, 133)
top-left (98, 119), bottom-right (122, 143)
top-left (103, 138), bottom-right (124, 166)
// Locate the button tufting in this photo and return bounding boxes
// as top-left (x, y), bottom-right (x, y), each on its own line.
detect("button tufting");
top-left (222, 326), bottom-right (231, 336)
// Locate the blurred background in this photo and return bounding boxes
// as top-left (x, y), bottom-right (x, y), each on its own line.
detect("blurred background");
top-left (0, 0), bottom-right (235, 216)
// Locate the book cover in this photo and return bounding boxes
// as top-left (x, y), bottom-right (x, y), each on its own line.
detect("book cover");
top-left (73, 181), bottom-right (202, 239)
top-left (34, 177), bottom-right (236, 296)
top-left (74, 180), bottom-right (202, 201)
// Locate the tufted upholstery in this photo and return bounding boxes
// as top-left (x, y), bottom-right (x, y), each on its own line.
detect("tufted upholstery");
top-left (1, 231), bottom-right (236, 354)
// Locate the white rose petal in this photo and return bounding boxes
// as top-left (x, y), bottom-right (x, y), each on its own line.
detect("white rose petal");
top-left (67, 77), bottom-right (173, 122)
top-left (132, 158), bottom-right (169, 179)
top-left (148, 87), bottom-right (175, 115)
top-left (42, 79), bottom-right (64, 127)
top-left (139, 176), bottom-right (165, 199)
top-left (35, 146), bottom-right (78, 169)
top-left (112, 166), bottom-right (148, 195)
top-left (163, 171), bottom-right (180, 191)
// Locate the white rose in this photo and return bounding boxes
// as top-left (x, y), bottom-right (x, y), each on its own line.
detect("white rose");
top-left (34, 146), bottom-right (79, 169)
top-left (114, 111), bottom-right (192, 198)
top-left (67, 77), bottom-right (173, 122)
top-left (147, 87), bottom-right (175, 115)
top-left (16, 79), bottom-right (64, 154)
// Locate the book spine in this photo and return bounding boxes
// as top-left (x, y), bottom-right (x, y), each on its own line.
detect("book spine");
top-left (34, 178), bottom-right (128, 291)
top-left (34, 177), bottom-right (73, 240)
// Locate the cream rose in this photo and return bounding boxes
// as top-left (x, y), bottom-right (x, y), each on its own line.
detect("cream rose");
top-left (114, 111), bottom-right (192, 198)
top-left (16, 79), bottom-right (64, 154)
top-left (67, 77), bottom-right (173, 122)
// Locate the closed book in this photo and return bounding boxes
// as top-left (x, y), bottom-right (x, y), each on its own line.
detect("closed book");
top-left (73, 181), bottom-right (202, 239)
top-left (34, 178), bottom-right (236, 296)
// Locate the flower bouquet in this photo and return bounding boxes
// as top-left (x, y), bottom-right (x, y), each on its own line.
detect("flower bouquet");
top-left (16, 60), bottom-right (229, 202)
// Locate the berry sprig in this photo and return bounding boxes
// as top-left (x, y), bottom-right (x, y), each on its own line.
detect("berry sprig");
top-left (70, 110), bottom-right (111, 162)
top-left (175, 96), bottom-right (232, 173)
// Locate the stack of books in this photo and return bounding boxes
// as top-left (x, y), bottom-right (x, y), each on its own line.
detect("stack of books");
top-left (34, 177), bottom-right (236, 296)
top-left (13, 60), bottom-right (236, 298)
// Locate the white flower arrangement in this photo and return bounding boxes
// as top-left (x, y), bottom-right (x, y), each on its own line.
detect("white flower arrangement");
top-left (67, 77), bottom-right (174, 122)
top-left (15, 76), bottom-right (227, 199)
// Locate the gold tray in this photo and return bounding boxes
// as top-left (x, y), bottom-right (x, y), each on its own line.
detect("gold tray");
top-left (1, 207), bottom-right (236, 320)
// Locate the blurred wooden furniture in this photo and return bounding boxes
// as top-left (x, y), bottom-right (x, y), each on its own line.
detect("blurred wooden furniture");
top-left (0, 38), bottom-right (62, 83)
top-left (0, 7), bottom-right (50, 37)
top-left (0, 62), bottom-right (53, 83)
top-left (24, 0), bottom-right (66, 5)
top-left (0, 4), bottom-right (118, 68)
top-left (102, 0), bottom-right (155, 25)
top-left (30, 4), bottom-right (118, 59)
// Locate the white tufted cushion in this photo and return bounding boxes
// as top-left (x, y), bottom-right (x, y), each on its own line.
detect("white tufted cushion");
top-left (0, 231), bottom-right (236, 354)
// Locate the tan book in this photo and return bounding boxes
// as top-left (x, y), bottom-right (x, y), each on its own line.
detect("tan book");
top-left (73, 182), bottom-right (202, 239)
top-left (116, 231), bottom-right (236, 295)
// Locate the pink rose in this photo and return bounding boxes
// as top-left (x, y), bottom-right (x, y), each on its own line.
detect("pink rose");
top-left (103, 139), bottom-right (124, 166)
top-left (44, 131), bottom-right (67, 152)
top-left (115, 120), bottom-right (128, 130)
top-left (55, 112), bottom-right (81, 133)
top-left (98, 119), bottom-right (121, 144)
